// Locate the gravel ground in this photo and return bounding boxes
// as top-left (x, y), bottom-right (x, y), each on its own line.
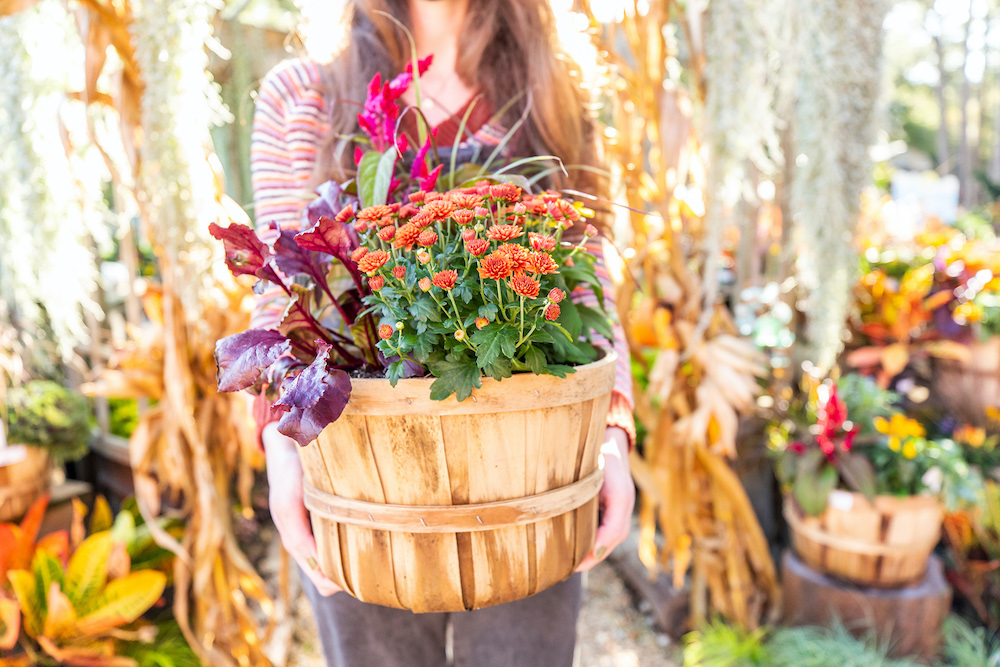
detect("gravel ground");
top-left (287, 561), bottom-right (680, 667)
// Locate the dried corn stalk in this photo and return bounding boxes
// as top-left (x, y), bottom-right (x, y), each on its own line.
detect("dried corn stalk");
top-left (4, 0), bottom-right (285, 662)
top-left (578, 0), bottom-right (781, 628)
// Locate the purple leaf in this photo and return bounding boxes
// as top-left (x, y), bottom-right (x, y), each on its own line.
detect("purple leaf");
top-left (215, 329), bottom-right (291, 392)
top-left (209, 222), bottom-right (272, 278)
top-left (274, 227), bottom-right (325, 278)
top-left (275, 343), bottom-right (353, 446)
top-left (305, 180), bottom-right (344, 229)
top-left (278, 289), bottom-right (321, 349)
top-left (295, 216), bottom-right (356, 260)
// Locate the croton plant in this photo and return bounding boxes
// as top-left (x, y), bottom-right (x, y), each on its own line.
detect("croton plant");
top-left (209, 57), bottom-right (613, 447)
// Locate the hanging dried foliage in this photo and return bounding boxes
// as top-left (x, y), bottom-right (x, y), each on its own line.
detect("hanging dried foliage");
top-left (577, 1), bottom-right (781, 628)
top-left (786, 0), bottom-right (889, 371)
top-left (0, 0), bottom-right (282, 663)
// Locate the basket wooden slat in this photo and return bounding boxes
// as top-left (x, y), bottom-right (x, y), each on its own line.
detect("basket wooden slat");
top-left (299, 352), bottom-right (616, 613)
top-left (933, 336), bottom-right (1000, 427)
top-left (0, 445), bottom-right (52, 523)
top-left (785, 491), bottom-right (942, 588)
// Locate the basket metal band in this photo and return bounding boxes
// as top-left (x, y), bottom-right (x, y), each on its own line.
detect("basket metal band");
top-left (303, 468), bottom-right (604, 534)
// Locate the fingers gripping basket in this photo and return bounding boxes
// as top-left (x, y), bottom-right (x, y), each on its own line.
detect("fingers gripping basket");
top-left (298, 352), bottom-right (617, 612)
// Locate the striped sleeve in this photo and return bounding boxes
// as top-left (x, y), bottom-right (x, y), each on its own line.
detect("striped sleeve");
top-left (578, 236), bottom-right (636, 448)
top-left (249, 60), bottom-right (326, 330)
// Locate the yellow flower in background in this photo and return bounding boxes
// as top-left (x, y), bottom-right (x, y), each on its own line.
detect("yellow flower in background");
top-left (888, 436), bottom-right (901, 452)
top-left (875, 414), bottom-right (926, 439)
top-left (954, 425), bottom-right (987, 448)
top-left (902, 440), bottom-right (918, 459)
top-left (987, 406), bottom-right (1000, 425)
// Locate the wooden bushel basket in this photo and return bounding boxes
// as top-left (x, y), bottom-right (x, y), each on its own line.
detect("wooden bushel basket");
top-left (784, 491), bottom-right (943, 589)
top-left (298, 352), bottom-right (616, 612)
top-left (0, 445), bottom-right (52, 523)
top-left (933, 336), bottom-right (1000, 428)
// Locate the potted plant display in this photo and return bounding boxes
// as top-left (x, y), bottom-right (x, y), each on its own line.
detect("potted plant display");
top-left (1, 381), bottom-right (92, 522)
top-left (210, 60), bottom-right (618, 612)
top-left (769, 374), bottom-right (975, 587)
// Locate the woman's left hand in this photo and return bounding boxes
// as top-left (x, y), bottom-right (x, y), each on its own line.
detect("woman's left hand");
top-left (576, 426), bottom-right (635, 572)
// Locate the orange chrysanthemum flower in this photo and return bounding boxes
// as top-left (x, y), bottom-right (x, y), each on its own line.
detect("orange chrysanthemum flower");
top-left (410, 211), bottom-right (435, 229)
top-left (354, 220), bottom-right (370, 233)
top-left (335, 205), bottom-right (355, 223)
top-left (486, 224), bottom-right (523, 242)
top-left (409, 190), bottom-right (427, 204)
top-left (560, 200), bottom-right (581, 221)
top-left (398, 203), bottom-right (419, 218)
top-left (489, 182), bottom-right (521, 201)
top-left (377, 226), bottom-right (396, 242)
top-left (465, 239), bottom-right (489, 257)
top-left (378, 324), bottom-right (394, 339)
top-left (417, 230), bottom-right (438, 247)
top-left (422, 199), bottom-right (457, 220)
top-left (496, 244), bottom-right (530, 272)
top-left (357, 250), bottom-right (389, 274)
top-left (475, 317), bottom-right (489, 329)
top-left (451, 209), bottom-right (475, 226)
top-left (509, 273), bottom-right (540, 299)
top-left (357, 204), bottom-right (393, 221)
top-left (474, 206), bottom-right (490, 219)
top-left (394, 223), bottom-right (421, 249)
top-left (376, 216), bottom-right (395, 228)
top-left (392, 265), bottom-right (406, 280)
top-left (462, 228), bottom-right (477, 242)
top-left (350, 247), bottom-right (368, 262)
top-left (547, 288), bottom-right (565, 303)
top-left (544, 303), bottom-right (561, 321)
top-left (478, 253), bottom-right (514, 281)
top-left (525, 252), bottom-right (558, 275)
top-left (529, 233), bottom-right (557, 252)
top-left (450, 194), bottom-right (483, 210)
top-left (432, 270), bottom-right (458, 290)
top-left (368, 275), bottom-right (385, 292)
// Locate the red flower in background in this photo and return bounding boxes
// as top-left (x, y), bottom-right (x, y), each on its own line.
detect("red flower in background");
top-left (358, 55), bottom-right (433, 152)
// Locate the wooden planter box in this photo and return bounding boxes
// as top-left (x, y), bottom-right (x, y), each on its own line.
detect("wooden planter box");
top-left (298, 352), bottom-right (617, 613)
top-left (0, 445), bottom-right (52, 522)
top-left (933, 335), bottom-right (1000, 427)
top-left (784, 491), bottom-right (943, 588)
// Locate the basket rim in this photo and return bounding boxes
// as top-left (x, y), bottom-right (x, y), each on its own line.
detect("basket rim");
top-left (338, 349), bottom-right (618, 416)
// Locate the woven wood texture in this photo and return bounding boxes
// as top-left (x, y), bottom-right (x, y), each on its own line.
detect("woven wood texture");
top-left (785, 491), bottom-right (942, 588)
top-left (0, 445), bottom-right (52, 523)
top-left (934, 336), bottom-right (1000, 428)
top-left (298, 353), bottom-right (617, 612)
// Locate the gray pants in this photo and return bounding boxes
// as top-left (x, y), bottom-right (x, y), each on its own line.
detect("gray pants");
top-left (301, 572), bottom-right (583, 667)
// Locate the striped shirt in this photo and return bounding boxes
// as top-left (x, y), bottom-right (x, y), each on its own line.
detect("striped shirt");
top-left (250, 57), bottom-right (635, 444)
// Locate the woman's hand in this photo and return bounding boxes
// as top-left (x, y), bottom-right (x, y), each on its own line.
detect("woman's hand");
top-left (262, 422), bottom-right (343, 597)
top-left (576, 426), bottom-right (635, 572)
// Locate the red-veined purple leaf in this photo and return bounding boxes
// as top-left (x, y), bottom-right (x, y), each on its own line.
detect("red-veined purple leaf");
top-left (275, 343), bottom-right (353, 446)
top-left (209, 222), bottom-right (272, 277)
top-left (295, 216), bottom-right (356, 260)
top-left (215, 330), bottom-right (292, 392)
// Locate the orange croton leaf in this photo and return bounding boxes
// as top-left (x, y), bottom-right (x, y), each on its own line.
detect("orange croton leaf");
top-left (43, 582), bottom-right (77, 641)
top-left (8, 495), bottom-right (50, 572)
top-left (922, 290), bottom-right (954, 312)
top-left (36, 531), bottom-right (70, 567)
top-left (0, 596), bottom-right (20, 651)
top-left (880, 343), bottom-right (911, 380)
top-left (37, 635), bottom-right (138, 667)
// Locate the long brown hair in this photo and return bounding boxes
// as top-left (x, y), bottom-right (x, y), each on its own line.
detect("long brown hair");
top-left (313, 0), bottom-right (607, 216)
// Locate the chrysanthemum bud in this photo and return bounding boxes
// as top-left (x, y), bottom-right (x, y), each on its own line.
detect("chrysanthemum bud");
top-left (547, 288), bottom-right (565, 304)
top-left (419, 277), bottom-right (432, 291)
top-left (368, 275), bottom-right (385, 292)
top-left (392, 265), bottom-right (406, 280)
top-left (514, 202), bottom-right (527, 215)
top-left (475, 317), bottom-right (489, 330)
top-left (454, 330), bottom-right (466, 341)
top-left (584, 223), bottom-right (598, 237)
top-left (396, 321), bottom-right (405, 330)
top-left (417, 250), bottom-right (432, 264)
top-left (462, 228), bottom-right (477, 242)
top-left (474, 206), bottom-right (490, 219)
top-left (378, 324), bottom-right (394, 339)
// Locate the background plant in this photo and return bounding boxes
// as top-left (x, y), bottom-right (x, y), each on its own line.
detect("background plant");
top-left (4, 381), bottom-right (93, 465)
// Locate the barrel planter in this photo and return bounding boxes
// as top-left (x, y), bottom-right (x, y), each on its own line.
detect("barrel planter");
top-left (297, 351), bottom-right (616, 613)
top-left (933, 335), bottom-right (1000, 428)
top-left (784, 491), bottom-right (943, 588)
top-left (0, 445), bottom-right (52, 522)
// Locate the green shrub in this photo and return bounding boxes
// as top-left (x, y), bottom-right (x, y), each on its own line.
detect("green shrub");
top-left (5, 380), bottom-right (92, 463)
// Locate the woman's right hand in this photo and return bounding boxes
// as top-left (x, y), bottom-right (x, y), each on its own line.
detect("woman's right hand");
top-left (262, 422), bottom-right (343, 597)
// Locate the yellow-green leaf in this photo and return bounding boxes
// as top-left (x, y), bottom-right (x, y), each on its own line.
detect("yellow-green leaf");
top-left (32, 549), bottom-right (64, 617)
top-left (64, 533), bottom-right (112, 608)
top-left (75, 570), bottom-right (166, 635)
top-left (42, 582), bottom-right (77, 640)
top-left (89, 496), bottom-right (114, 535)
top-left (37, 635), bottom-right (138, 667)
top-left (7, 570), bottom-right (41, 638)
top-left (0, 596), bottom-right (20, 650)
